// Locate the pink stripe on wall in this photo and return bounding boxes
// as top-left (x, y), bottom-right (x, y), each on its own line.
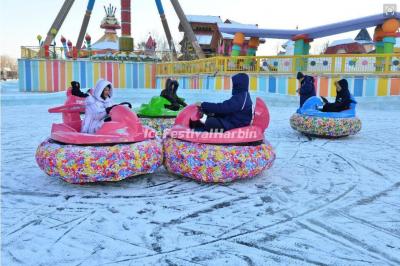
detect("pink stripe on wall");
top-left (53, 61), bottom-right (59, 92)
top-left (100, 62), bottom-right (106, 79)
top-left (224, 76), bottom-right (230, 90)
top-left (151, 65), bottom-right (156, 88)
top-left (46, 61), bottom-right (53, 92)
top-left (107, 62), bottom-right (113, 81)
top-left (60, 61), bottom-right (66, 90)
top-left (113, 63), bottom-right (119, 88)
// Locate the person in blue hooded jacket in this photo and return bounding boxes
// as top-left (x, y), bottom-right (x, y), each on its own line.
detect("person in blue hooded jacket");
top-left (297, 72), bottom-right (316, 107)
top-left (190, 73), bottom-right (253, 132)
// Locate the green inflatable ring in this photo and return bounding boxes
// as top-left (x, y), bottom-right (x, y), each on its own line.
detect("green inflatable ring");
top-left (137, 96), bottom-right (184, 118)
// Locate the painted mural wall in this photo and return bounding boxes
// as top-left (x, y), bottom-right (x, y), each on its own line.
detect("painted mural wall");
top-left (18, 59), bottom-right (399, 97)
top-left (18, 59), bottom-right (156, 92)
top-left (156, 74), bottom-right (400, 97)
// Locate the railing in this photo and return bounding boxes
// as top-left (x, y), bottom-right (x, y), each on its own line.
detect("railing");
top-left (20, 46), bottom-right (177, 62)
top-left (21, 46), bottom-right (66, 59)
top-left (156, 54), bottom-right (400, 75)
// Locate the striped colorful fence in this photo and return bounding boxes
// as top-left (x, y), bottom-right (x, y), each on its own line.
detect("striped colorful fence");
top-left (155, 74), bottom-right (400, 97)
top-left (18, 59), bottom-right (399, 97)
top-left (18, 59), bottom-right (156, 92)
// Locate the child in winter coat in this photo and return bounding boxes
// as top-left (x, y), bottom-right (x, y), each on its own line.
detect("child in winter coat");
top-left (190, 73), bottom-right (253, 132)
top-left (70, 81), bottom-right (90, 98)
top-left (297, 72), bottom-right (316, 107)
top-left (81, 79), bottom-right (113, 134)
top-left (321, 79), bottom-right (352, 112)
top-left (160, 78), bottom-right (187, 111)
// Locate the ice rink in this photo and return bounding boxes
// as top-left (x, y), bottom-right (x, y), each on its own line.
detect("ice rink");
top-left (1, 80), bottom-right (400, 265)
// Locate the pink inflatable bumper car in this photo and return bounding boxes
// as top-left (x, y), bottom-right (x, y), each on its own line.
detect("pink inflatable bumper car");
top-left (36, 89), bottom-right (163, 184)
top-left (164, 97), bottom-right (275, 183)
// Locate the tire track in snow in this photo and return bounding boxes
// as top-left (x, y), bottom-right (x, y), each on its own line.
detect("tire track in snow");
top-left (307, 218), bottom-right (400, 265)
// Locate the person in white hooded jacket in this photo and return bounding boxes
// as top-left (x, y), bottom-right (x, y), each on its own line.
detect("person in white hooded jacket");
top-left (81, 79), bottom-right (113, 134)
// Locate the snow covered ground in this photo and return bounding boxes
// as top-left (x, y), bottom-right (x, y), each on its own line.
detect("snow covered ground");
top-left (1, 80), bottom-right (400, 265)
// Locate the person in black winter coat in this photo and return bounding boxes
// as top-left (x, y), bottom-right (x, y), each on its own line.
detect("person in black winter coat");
top-left (160, 78), bottom-right (187, 111)
top-left (190, 73), bottom-right (253, 132)
top-left (297, 72), bottom-right (316, 107)
top-left (321, 79), bottom-right (352, 112)
top-left (70, 81), bottom-right (90, 98)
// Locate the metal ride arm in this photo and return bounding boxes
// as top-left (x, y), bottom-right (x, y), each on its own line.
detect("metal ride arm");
top-left (76, 0), bottom-right (96, 53)
top-left (155, 0), bottom-right (177, 60)
top-left (170, 0), bottom-right (205, 59)
top-left (43, 0), bottom-right (75, 46)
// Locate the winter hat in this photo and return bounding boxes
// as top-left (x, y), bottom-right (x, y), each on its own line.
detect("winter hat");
top-left (337, 79), bottom-right (348, 90)
top-left (296, 72), bottom-right (304, 80)
top-left (71, 81), bottom-right (80, 89)
top-left (232, 73), bottom-right (249, 95)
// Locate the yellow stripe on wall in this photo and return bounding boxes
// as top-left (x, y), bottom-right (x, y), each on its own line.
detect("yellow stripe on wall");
top-left (39, 61), bottom-right (46, 92)
top-left (330, 78), bottom-right (338, 97)
top-left (378, 78), bottom-right (388, 96)
top-left (199, 77), bottom-right (203, 89)
top-left (216, 76), bottom-right (222, 90)
top-left (93, 62), bottom-right (99, 85)
top-left (119, 63), bottom-right (126, 89)
top-left (66, 61), bottom-right (73, 87)
top-left (145, 64), bottom-right (151, 88)
top-left (288, 78), bottom-right (297, 95)
top-left (250, 76), bottom-right (257, 91)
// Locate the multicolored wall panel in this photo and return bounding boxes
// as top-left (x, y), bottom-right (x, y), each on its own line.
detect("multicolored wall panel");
top-left (155, 74), bottom-right (400, 97)
top-left (17, 59), bottom-right (400, 97)
top-left (18, 59), bottom-right (157, 92)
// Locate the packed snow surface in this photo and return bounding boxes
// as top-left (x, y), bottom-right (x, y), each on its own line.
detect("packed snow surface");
top-left (1, 80), bottom-right (400, 265)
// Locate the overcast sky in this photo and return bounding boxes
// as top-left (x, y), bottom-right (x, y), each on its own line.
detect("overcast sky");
top-left (0, 0), bottom-right (395, 58)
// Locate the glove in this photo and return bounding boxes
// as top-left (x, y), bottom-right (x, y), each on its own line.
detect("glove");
top-left (321, 96), bottom-right (328, 104)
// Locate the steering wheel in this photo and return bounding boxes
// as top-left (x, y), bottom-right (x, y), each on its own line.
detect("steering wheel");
top-left (118, 102), bottom-right (132, 109)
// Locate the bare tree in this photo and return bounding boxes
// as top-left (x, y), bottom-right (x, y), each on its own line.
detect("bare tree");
top-left (0, 55), bottom-right (18, 71)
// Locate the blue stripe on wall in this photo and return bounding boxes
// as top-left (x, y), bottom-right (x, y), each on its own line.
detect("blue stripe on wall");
top-left (126, 63), bottom-right (133, 88)
top-left (269, 76), bottom-right (276, 93)
top-left (259, 76), bottom-right (267, 92)
top-left (73, 61), bottom-right (80, 81)
top-left (80, 61), bottom-right (86, 88)
top-left (25, 60), bottom-right (32, 92)
top-left (366, 78), bottom-right (376, 96)
top-left (86, 61), bottom-right (93, 88)
top-left (347, 78), bottom-right (354, 95)
top-left (278, 77), bottom-right (286, 94)
top-left (132, 63), bottom-right (138, 88)
top-left (354, 77), bottom-right (364, 97)
top-left (138, 64), bottom-right (144, 88)
top-left (208, 77), bottom-right (215, 90)
top-left (178, 77), bottom-right (184, 89)
top-left (32, 60), bottom-right (39, 91)
top-left (156, 77), bottom-right (161, 89)
top-left (18, 60), bottom-right (25, 92)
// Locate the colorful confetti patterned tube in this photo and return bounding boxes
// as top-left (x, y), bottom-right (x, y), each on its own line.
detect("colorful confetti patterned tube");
top-left (36, 138), bottom-right (163, 184)
top-left (163, 138), bottom-right (275, 183)
top-left (290, 113), bottom-right (362, 137)
top-left (139, 117), bottom-right (175, 137)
